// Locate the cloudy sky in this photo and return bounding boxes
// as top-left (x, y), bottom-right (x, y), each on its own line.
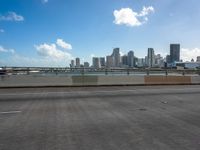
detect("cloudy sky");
top-left (0, 0), bottom-right (200, 67)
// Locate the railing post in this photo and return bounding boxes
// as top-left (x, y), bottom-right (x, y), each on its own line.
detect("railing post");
top-left (56, 68), bottom-right (58, 75)
top-left (27, 67), bottom-right (30, 75)
top-left (165, 69), bottom-right (168, 76)
top-left (182, 70), bottom-right (185, 76)
top-left (127, 68), bottom-right (130, 76)
top-left (105, 68), bottom-right (108, 75)
top-left (147, 69), bottom-right (149, 76)
top-left (81, 67), bottom-right (84, 76)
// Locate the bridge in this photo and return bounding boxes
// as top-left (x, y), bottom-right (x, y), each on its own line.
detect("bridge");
top-left (1, 68), bottom-right (200, 149)
top-left (1, 67), bottom-right (200, 87)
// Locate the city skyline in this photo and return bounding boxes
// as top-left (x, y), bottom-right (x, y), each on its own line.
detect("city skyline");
top-left (70, 43), bottom-right (200, 69)
top-left (1, 0), bottom-right (200, 67)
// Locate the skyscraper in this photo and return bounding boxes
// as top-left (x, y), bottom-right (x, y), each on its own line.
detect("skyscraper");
top-left (155, 54), bottom-right (164, 67)
top-left (197, 56), bottom-right (200, 62)
top-left (70, 60), bottom-right (75, 68)
top-left (128, 51), bottom-right (134, 68)
top-left (84, 62), bottom-right (90, 68)
top-left (111, 48), bottom-right (121, 67)
top-left (106, 56), bottom-right (114, 68)
top-left (170, 44), bottom-right (180, 63)
top-left (137, 58), bottom-right (145, 67)
top-left (121, 55), bottom-right (128, 67)
top-left (100, 57), bottom-right (106, 67)
top-left (145, 56), bottom-right (148, 67)
top-left (92, 57), bottom-right (101, 68)
top-left (147, 48), bottom-right (155, 68)
top-left (75, 57), bottom-right (80, 67)
top-left (166, 55), bottom-right (171, 63)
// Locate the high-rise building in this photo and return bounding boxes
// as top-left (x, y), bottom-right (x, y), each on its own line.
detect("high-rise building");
top-left (197, 56), bottom-right (200, 62)
top-left (134, 56), bottom-right (138, 67)
top-left (170, 44), bottom-right (180, 63)
top-left (128, 51), bottom-right (134, 68)
top-left (84, 62), bottom-right (90, 68)
top-left (106, 56), bottom-right (114, 68)
top-left (145, 56), bottom-right (148, 67)
top-left (111, 48), bottom-right (121, 67)
top-left (166, 55), bottom-right (171, 63)
top-left (92, 57), bottom-right (101, 68)
top-left (75, 57), bottom-right (80, 67)
top-left (147, 48), bottom-right (155, 68)
top-left (100, 57), bottom-right (106, 67)
top-left (155, 54), bottom-right (164, 67)
top-left (137, 58), bottom-right (145, 67)
top-left (70, 60), bottom-right (75, 68)
top-left (121, 55), bottom-right (128, 67)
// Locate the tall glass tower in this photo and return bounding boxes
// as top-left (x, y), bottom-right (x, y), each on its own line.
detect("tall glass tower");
top-left (128, 51), bottom-right (134, 68)
top-left (147, 48), bottom-right (155, 68)
top-left (111, 48), bottom-right (121, 67)
top-left (170, 44), bottom-right (180, 63)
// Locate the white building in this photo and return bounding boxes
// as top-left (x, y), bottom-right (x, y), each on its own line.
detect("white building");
top-left (176, 62), bottom-right (200, 69)
top-left (106, 56), bottom-right (114, 68)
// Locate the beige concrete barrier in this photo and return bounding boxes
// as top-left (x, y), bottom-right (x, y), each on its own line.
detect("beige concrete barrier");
top-left (0, 75), bottom-right (200, 87)
top-left (0, 75), bottom-right (72, 87)
top-left (144, 76), bottom-right (192, 85)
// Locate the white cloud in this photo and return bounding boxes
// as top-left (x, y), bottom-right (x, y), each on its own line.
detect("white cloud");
top-left (113, 8), bottom-right (141, 26)
top-left (120, 51), bottom-right (125, 56)
top-left (181, 48), bottom-right (200, 62)
top-left (0, 54), bottom-right (71, 67)
top-left (113, 6), bottom-right (154, 27)
top-left (35, 43), bottom-right (72, 60)
top-left (90, 54), bottom-right (95, 58)
top-left (0, 12), bottom-right (24, 22)
top-left (0, 39), bottom-right (73, 67)
top-left (42, 0), bottom-right (48, 4)
top-left (138, 6), bottom-right (155, 17)
top-left (56, 38), bottom-right (72, 50)
top-left (0, 29), bottom-right (4, 33)
top-left (0, 45), bottom-right (15, 54)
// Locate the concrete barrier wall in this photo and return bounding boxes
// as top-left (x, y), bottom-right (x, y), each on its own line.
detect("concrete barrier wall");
top-left (72, 76), bottom-right (98, 86)
top-left (144, 76), bottom-right (191, 85)
top-left (0, 75), bottom-right (200, 87)
top-left (98, 76), bottom-right (144, 85)
top-left (0, 75), bottom-right (72, 87)
top-left (191, 76), bottom-right (200, 84)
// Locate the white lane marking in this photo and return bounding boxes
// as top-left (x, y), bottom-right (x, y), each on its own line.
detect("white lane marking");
top-left (0, 111), bottom-right (21, 114)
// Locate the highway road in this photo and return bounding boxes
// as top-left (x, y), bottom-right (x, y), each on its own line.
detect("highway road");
top-left (1, 85), bottom-right (200, 150)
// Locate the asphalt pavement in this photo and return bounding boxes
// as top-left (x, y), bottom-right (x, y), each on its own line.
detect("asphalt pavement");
top-left (1, 85), bottom-right (200, 150)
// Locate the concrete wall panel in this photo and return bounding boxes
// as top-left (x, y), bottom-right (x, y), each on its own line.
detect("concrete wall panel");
top-left (72, 76), bottom-right (98, 86)
top-left (1, 75), bottom-right (200, 87)
top-left (98, 76), bottom-right (144, 85)
top-left (191, 76), bottom-right (200, 84)
top-left (0, 75), bottom-right (72, 87)
top-left (144, 76), bottom-right (191, 85)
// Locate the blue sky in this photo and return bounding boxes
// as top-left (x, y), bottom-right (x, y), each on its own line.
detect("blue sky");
top-left (0, 0), bottom-right (200, 67)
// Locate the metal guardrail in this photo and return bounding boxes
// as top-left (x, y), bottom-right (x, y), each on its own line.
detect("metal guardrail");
top-left (1, 67), bottom-right (200, 76)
